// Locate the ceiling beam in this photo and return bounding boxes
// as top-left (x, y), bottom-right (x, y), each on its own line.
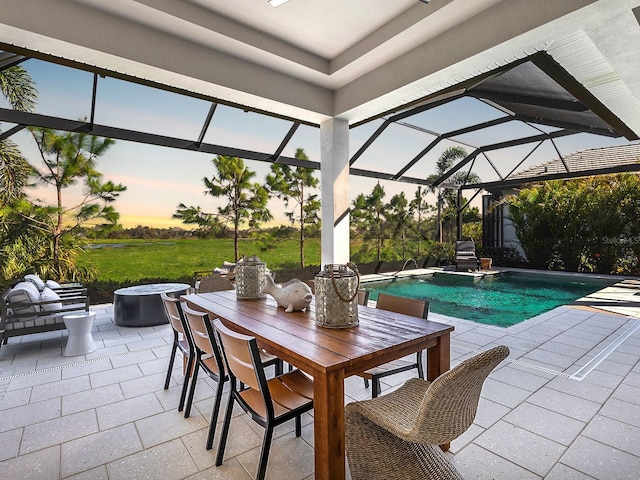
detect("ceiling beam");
top-left (349, 119), bottom-right (391, 166)
top-left (0, 124), bottom-right (26, 140)
top-left (512, 113), bottom-right (620, 137)
top-left (271, 121), bottom-right (300, 162)
top-left (0, 107), bottom-right (319, 170)
top-left (532, 53), bottom-right (638, 141)
top-left (196, 102), bottom-right (218, 147)
top-left (468, 90), bottom-right (588, 112)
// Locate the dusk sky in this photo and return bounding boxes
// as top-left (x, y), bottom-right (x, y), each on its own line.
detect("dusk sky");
top-left (1, 58), bottom-right (631, 229)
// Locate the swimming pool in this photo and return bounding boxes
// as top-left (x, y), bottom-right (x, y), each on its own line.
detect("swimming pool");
top-left (363, 271), bottom-right (616, 327)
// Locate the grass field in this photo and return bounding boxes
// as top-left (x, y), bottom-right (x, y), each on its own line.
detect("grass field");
top-left (78, 238), bottom-right (322, 281)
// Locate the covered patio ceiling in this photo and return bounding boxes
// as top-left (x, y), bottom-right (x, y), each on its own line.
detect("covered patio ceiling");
top-left (2, 0), bottom-right (640, 242)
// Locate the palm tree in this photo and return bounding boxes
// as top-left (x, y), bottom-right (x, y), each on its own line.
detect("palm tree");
top-left (0, 64), bottom-right (39, 280)
top-left (0, 65), bottom-right (37, 203)
top-left (427, 147), bottom-right (480, 242)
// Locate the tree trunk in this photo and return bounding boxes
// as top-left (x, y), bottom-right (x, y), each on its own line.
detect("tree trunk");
top-left (436, 188), bottom-right (443, 242)
top-left (234, 185), bottom-right (240, 261)
top-left (300, 184), bottom-right (305, 268)
top-left (53, 234), bottom-right (61, 278)
top-left (376, 209), bottom-right (382, 262)
top-left (54, 177), bottom-right (63, 277)
top-left (234, 220), bottom-right (239, 262)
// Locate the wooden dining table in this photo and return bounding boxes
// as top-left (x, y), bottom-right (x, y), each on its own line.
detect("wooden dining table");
top-left (182, 289), bottom-right (454, 480)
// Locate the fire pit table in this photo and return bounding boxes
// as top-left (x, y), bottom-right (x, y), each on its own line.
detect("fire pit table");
top-left (113, 283), bottom-right (191, 327)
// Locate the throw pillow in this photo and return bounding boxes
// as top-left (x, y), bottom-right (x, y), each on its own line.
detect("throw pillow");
top-left (40, 287), bottom-right (63, 312)
top-left (24, 274), bottom-right (46, 291)
top-left (12, 281), bottom-right (40, 302)
top-left (45, 280), bottom-right (62, 289)
top-left (7, 282), bottom-right (40, 318)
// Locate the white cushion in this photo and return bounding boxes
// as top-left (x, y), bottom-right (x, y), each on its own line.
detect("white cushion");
top-left (12, 282), bottom-right (40, 302)
top-left (45, 280), bottom-right (61, 289)
top-left (6, 283), bottom-right (39, 319)
top-left (24, 274), bottom-right (46, 291)
top-left (40, 287), bottom-right (62, 311)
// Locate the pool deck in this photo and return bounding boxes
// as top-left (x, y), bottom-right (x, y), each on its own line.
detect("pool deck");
top-left (1, 271), bottom-right (639, 479)
top-left (361, 266), bottom-right (499, 282)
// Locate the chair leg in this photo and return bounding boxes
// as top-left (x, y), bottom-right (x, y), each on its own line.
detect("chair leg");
top-left (275, 359), bottom-right (283, 376)
top-left (372, 378), bottom-right (381, 398)
top-left (256, 424), bottom-right (274, 480)
top-left (206, 378), bottom-right (225, 450)
top-left (363, 378), bottom-right (369, 388)
top-left (184, 359), bottom-right (200, 418)
top-left (295, 414), bottom-right (301, 437)
top-left (177, 354), bottom-right (195, 412)
top-left (215, 393), bottom-right (236, 467)
top-left (164, 338), bottom-right (178, 390)
top-left (416, 351), bottom-right (424, 379)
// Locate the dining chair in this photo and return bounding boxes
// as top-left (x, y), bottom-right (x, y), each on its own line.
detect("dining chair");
top-left (198, 274), bottom-right (234, 293)
top-left (181, 304), bottom-right (229, 449)
top-left (160, 293), bottom-right (195, 414)
top-left (360, 292), bottom-right (429, 397)
top-left (346, 345), bottom-right (510, 480)
top-left (181, 305), bottom-right (284, 427)
top-left (213, 319), bottom-right (314, 480)
top-left (303, 279), bottom-right (315, 293)
top-left (357, 289), bottom-right (370, 305)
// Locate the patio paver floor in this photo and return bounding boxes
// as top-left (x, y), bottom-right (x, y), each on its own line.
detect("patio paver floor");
top-left (1, 276), bottom-right (639, 479)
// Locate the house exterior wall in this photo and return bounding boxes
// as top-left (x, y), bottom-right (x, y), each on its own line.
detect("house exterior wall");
top-left (482, 193), bottom-right (526, 260)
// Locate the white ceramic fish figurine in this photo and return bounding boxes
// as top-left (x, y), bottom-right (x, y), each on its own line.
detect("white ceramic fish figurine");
top-left (262, 274), bottom-right (313, 312)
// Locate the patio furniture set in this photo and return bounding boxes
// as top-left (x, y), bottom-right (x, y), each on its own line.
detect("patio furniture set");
top-left (0, 274), bottom-right (91, 353)
top-left (162, 284), bottom-right (509, 480)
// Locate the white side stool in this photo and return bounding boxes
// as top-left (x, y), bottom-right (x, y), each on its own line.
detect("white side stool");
top-left (62, 311), bottom-right (97, 356)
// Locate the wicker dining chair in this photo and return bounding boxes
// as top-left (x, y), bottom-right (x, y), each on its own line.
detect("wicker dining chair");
top-left (346, 345), bottom-right (510, 480)
top-left (160, 293), bottom-right (195, 414)
top-left (198, 274), bottom-right (234, 293)
top-left (360, 292), bottom-right (429, 397)
top-left (213, 319), bottom-right (314, 480)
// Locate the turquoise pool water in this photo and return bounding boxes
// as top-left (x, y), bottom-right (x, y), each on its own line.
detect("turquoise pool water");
top-left (364, 271), bottom-right (616, 327)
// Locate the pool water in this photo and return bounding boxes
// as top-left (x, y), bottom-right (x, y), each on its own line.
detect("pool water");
top-left (364, 271), bottom-right (616, 327)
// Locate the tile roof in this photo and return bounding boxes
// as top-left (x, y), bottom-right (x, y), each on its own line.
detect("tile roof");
top-left (508, 144), bottom-right (640, 181)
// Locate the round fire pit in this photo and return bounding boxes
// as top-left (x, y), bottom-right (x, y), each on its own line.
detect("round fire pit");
top-left (113, 283), bottom-right (191, 327)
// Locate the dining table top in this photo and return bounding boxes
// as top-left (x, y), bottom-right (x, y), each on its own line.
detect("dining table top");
top-left (182, 289), bottom-right (454, 377)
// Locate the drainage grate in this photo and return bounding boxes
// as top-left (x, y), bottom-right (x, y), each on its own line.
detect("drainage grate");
top-left (508, 359), bottom-right (572, 378)
top-left (0, 345), bottom-right (160, 383)
top-left (570, 319), bottom-right (640, 381)
top-left (508, 319), bottom-right (640, 382)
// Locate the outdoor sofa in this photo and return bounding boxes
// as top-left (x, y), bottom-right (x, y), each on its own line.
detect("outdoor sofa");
top-left (0, 274), bottom-right (90, 349)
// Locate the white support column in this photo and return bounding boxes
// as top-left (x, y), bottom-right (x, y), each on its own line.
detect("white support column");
top-left (320, 118), bottom-right (350, 266)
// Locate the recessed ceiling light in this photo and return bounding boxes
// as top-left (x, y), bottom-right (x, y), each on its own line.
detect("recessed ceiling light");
top-left (268, 0), bottom-right (290, 6)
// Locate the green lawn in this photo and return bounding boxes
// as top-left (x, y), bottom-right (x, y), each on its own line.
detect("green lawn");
top-left (78, 238), bottom-right (321, 281)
